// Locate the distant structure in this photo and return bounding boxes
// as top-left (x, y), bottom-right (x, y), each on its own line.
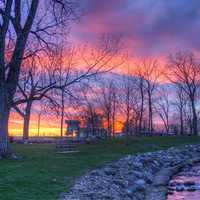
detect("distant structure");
top-left (65, 119), bottom-right (107, 139)
top-left (65, 120), bottom-right (80, 138)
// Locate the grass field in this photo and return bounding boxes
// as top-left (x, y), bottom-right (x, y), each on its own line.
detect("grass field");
top-left (0, 136), bottom-right (200, 200)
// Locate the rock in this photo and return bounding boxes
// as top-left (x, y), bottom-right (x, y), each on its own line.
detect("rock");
top-left (134, 192), bottom-right (145, 200)
top-left (62, 194), bottom-right (81, 200)
top-left (167, 191), bottom-right (174, 195)
top-left (176, 184), bottom-right (185, 192)
top-left (184, 181), bottom-right (195, 186)
top-left (134, 179), bottom-right (146, 191)
top-left (60, 144), bottom-right (200, 200)
top-left (168, 186), bottom-right (175, 191)
top-left (132, 162), bottom-right (143, 170)
top-left (90, 170), bottom-right (102, 176)
top-left (132, 171), bottom-right (144, 179)
top-left (124, 188), bottom-right (134, 197)
top-left (168, 181), bottom-right (177, 187)
top-left (144, 172), bottom-right (154, 184)
top-left (113, 179), bottom-right (126, 188)
top-left (104, 167), bottom-right (116, 176)
top-left (187, 185), bottom-right (196, 192)
top-left (59, 192), bottom-right (67, 199)
top-left (10, 153), bottom-right (23, 160)
top-left (195, 184), bottom-right (200, 190)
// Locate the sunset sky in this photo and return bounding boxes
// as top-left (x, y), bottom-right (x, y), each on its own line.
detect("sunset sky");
top-left (71, 0), bottom-right (200, 57)
top-left (9, 0), bottom-right (200, 137)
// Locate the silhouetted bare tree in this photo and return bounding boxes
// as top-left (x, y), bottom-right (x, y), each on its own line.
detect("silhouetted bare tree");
top-left (119, 70), bottom-right (141, 143)
top-left (135, 59), bottom-right (161, 134)
top-left (0, 0), bottom-right (80, 155)
top-left (99, 80), bottom-right (118, 137)
top-left (12, 56), bottom-right (56, 141)
top-left (156, 87), bottom-right (171, 134)
top-left (172, 86), bottom-right (188, 135)
top-left (50, 36), bottom-right (123, 137)
top-left (168, 52), bottom-right (200, 135)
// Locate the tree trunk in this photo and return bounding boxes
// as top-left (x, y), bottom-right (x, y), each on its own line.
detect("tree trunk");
top-left (166, 117), bottom-right (169, 134)
top-left (0, 0), bottom-right (39, 156)
top-left (180, 107), bottom-right (184, 135)
top-left (23, 101), bottom-right (32, 142)
top-left (107, 114), bottom-right (111, 138)
top-left (112, 99), bottom-right (116, 137)
top-left (60, 89), bottom-right (64, 137)
top-left (164, 118), bottom-right (169, 134)
top-left (91, 112), bottom-right (95, 136)
top-left (125, 106), bottom-right (130, 145)
top-left (148, 92), bottom-right (153, 134)
top-left (37, 112), bottom-right (41, 137)
top-left (139, 85), bottom-right (144, 135)
top-left (0, 86), bottom-right (10, 156)
top-left (112, 114), bottom-right (115, 137)
top-left (191, 100), bottom-right (197, 135)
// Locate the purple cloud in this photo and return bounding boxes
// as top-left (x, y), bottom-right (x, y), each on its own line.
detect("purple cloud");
top-left (71, 0), bottom-right (200, 57)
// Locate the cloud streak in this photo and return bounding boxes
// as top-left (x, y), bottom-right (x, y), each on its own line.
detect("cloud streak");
top-left (71, 0), bottom-right (200, 57)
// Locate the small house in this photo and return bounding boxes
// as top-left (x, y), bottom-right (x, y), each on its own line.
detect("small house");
top-left (65, 120), bottom-right (80, 138)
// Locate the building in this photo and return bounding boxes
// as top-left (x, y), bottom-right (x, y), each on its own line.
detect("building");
top-left (65, 120), bottom-right (80, 138)
top-left (65, 119), bottom-right (107, 139)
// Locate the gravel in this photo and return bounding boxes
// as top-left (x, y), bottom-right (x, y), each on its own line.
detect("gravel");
top-left (60, 144), bottom-right (200, 200)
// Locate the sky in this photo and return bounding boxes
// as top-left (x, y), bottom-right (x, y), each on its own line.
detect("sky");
top-left (71, 0), bottom-right (200, 57)
top-left (10, 0), bottom-right (200, 136)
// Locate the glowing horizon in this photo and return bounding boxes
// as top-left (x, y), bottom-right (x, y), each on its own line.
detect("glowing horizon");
top-left (9, 0), bottom-right (200, 137)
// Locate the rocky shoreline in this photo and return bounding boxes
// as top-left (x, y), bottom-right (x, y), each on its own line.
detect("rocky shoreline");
top-left (167, 163), bottom-right (200, 199)
top-left (60, 144), bottom-right (200, 200)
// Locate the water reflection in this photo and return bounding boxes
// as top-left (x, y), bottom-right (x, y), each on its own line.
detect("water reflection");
top-left (167, 191), bottom-right (200, 200)
top-left (167, 164), bottom-right (200, 200)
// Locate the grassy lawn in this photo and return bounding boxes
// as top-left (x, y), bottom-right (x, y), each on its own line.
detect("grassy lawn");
top-left (0, 136), bottom-right (200, 200)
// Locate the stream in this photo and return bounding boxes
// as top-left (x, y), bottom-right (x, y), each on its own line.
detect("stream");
top-left (167, 164), bottom-right (200, 200)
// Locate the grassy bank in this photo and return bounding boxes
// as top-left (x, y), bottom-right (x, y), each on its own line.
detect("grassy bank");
top-left (0, 136), bottom-right (200, 200)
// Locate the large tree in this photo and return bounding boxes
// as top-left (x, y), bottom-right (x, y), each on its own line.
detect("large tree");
top-left (12, 56), bottom-right (56, 141)
top-left (0, 0), bottom-right (79, 155)
top-left (48, 35), bottom-right (123, 137)
top-left (156, 86), bottom-right (171, 134)
top-left (134, 59), bottom-right (161, 134)
top-left (168, 52), bottom-right (200, 135)
top-left (99, 80), bottom-right (118, 138)
top-left (172, 86), bottom-right (188, 135)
